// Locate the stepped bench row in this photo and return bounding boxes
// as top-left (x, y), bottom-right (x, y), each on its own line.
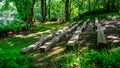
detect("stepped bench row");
top-left (21, 18), bottom-right (107, 54)
top-left (21, 21), bottom-right (82, 54)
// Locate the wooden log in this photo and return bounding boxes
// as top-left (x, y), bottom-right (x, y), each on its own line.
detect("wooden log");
top-left (66, 27), bottom-right (81, 49)
top-left (39, 23), bottom-right (79, 52)
top-left (20, 47), bottom-right (33, 55)
top-left (78, 20), bottom-right (83, 25)
top-left (95, 18), bottom-right (107, 47)
top-left (66, 21), bottom-right (88, 50)
top-left (67, 24), bottom-right (78, 34)
top-left (69, 22), bottom-right (77, 28)
top-left (21, 33), bottom-right (54, 54)
top-left (54, 26), bottom-right (69, 36)
top-left (81, 19), bottom-right (89, 32)
top-left (39, 29), bottom-right (73, 52)
top-left (40, 32), bottom-right (66, 52)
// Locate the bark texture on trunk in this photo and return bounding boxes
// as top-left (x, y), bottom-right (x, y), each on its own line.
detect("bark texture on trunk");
top-left (65, 0), bottom-right (70, 22)
top-left (41, 0), bottom-right (47, 22)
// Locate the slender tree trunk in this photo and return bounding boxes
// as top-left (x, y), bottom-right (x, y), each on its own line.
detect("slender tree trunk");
top-left (88, 0), bottom-right (91, 13)
top-left (65, 0), bottom-right (70, 22)
top-left (41, 0), bottom-right (47, 22)
top-left (48, 0), bottom-right (51, 20)
top-left (30, 0), bottom-right (36, 26)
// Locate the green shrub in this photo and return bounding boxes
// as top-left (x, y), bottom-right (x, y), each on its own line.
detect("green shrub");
top-left (0, 52), bottom-right (36, 68)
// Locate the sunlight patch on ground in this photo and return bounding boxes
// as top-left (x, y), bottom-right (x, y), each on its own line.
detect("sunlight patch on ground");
top-left (107, 35), bottom-right (120, 40)
top-left (45, 21), bottom-right (58, 24)
top-left (81, 46), bottom-right (89, 51)
top-left (35, 45), bottom-right (65, 64)
top-left (117, 22), bottom-right (120, 25)
top-left (0, 48), bottom-right (2, 50)
top-left (110, 47), bottom-right (120, 52)
top-left (8, 42), bottom-right (12, 45)
top-left (33, 21), bottom-right (40, 25)
top-left (55, 54), bottom-right (66, 61)
top-left (10, 44), bottom-right (14, 47)
top-left (107, 35), bottom-right (120, 43)
top-left (112, 16), bottom-right (118, 20)
top-left (34, 21), bottom-right (57, 25)
top-left (47, 47), bottom-right (65, 57)
top-left (14, 30), bottom-right (51, 38)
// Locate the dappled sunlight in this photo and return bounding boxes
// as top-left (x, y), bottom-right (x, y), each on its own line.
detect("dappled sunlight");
top-left (113, 40), bottom-right (120, 43)
top-left (6, 42), bottom-right (15, 47)
top-left (33, 42), bottom-right (66, 67)
top-left (0, 48), bottom-right (2, 50)
top-left (14, 30), bottom-right (51, 38)
top-left (35, 45), bottom-right (65, 62)
top-left (47, 46), bottom-right (65, 57)
top-left (107, 35), bottom-right (120, 40)
top-left (107, 35), bottom-right (120, 43)
top-left (110, 47), bottom-right (120, 52)
top-left (105, 25), bottom-right (115, 28)
top-left (45, 21), bottom-right (58, 24)
top-left (100, 19), bottom-right (120, 45)
top-left (117, 22), bottom-right (120, 25)
top-left (81, 46), bottom-right (89, 51)
top-left (112, 16), bottom-right (118, 20)
top-left (10, 44), bottom-right (14, 47)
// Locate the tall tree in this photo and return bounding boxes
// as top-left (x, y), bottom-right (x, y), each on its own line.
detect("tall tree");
top-left (65, 0), bottom-right (70, 22)
top-left (30, 0), bottom-right (36, 25)
top-left (41, 0), bottom-right (47, 22)
top-left (88, 0), bottom-right (91, 12)
top-left (48, 0), bottom-right (51, 20)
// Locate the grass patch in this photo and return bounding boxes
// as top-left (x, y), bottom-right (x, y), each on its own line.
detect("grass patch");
top-left (0, 37), bottom-right (37, 68)
top-left (0, 21), bottom-right (70, 68)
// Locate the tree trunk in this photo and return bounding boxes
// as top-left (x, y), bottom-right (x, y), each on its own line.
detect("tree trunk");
top-left (65, 0), bottom-right (70, 22)
top-left (41, 0), bottom-right (47, 22)
top-left (88, 0), bottom-right (91, 13)
top-left (48, 0), bottom-right (51, 20)
top-left (30, 0), bottom-right (36, 26)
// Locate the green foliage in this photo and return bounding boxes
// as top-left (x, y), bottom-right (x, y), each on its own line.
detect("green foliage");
top-left (57, 49), bottom-right (120, 68)
top-left (0, 53), bottom-right (36, 68)
top-left (0, 21), bottom-right (28, 33)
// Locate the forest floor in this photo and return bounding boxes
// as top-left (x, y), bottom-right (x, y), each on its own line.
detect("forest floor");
top-left (0, 15), bottom-right (120, 68)
top-left (32, 18), bottom-right (120, 68)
